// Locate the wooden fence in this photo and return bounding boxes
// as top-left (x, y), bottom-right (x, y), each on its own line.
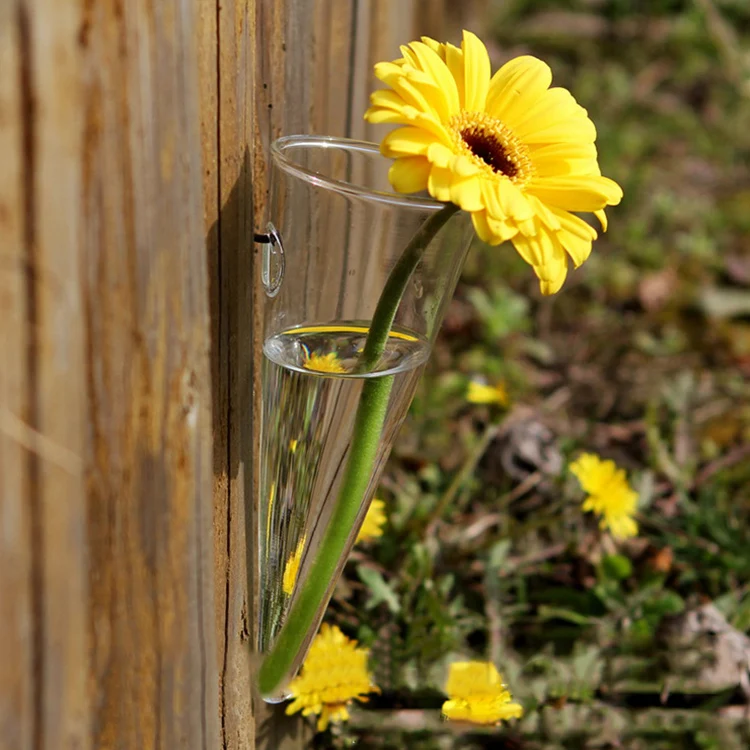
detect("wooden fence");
top-left (0, 1), bottom-right (484, 748)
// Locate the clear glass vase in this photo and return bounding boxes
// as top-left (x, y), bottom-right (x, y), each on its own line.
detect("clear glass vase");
top-left (255, 135), bottom-right (474, 701)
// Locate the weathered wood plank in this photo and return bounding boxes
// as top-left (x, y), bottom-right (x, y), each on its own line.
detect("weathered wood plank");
top-left (79, 0), bottom-right (219, 746)
top-left (28, 0), bottom-right (90, 744)
top-left (0, 7), bottom-right (33, 750)
top-left (198, 1), bottom-right (257, 747)
top-left (309, 0), bottom-right (354, 136)
top-left (0, 0), bottom-right (219, 748)
top-left (197, 1), bottom-right (243, 747)
top-left (214, 0), bottom-right (256, 746)
top-left (0, 3), bottom-right (90, 749)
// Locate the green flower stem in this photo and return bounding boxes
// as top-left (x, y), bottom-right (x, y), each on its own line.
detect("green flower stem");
top-left (257, 203), bottom-right (460, 698)
top-left (360, 203), bottom-right (460, 369)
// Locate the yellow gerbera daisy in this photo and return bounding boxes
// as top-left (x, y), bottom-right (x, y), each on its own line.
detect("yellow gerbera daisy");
top-left (356, 498), bottom-right (387, 543)
top-left (442, 661), bottom-right (523, 725)
top-left (570, 453), bottom-right (639, 539)
top-left (364, 30), bottom-right (623, 294)
top-left (302, 350), bottom-right (347, 374)
top-left (285, 624), bottom-right (379, 732)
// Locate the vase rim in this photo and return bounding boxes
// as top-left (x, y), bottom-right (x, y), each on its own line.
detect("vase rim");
top-left (271, 135), bottom-right (446, 211)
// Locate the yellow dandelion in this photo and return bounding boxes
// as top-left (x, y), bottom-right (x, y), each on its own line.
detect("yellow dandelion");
top-left (467, 379), bottom-right (508, 406)
top-left (365, 30), bottom-right (623, 294)
top-left (289, 438), bottom-right (299, 453)
top-left (356, 498), bottom-right (387, 543)
top-left (442, 661), bottom-right (523, 725)
top-left (285, 624), bottom-right (379, 732)
top-left (570, 452), bottom-right (639, 539)
top-left (302, 350), bottom-right (347, 374)
top-left (282, 536), bottom-right (305, 595)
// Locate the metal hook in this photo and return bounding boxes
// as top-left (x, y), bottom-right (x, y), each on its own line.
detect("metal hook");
top-left (257, 224), bottom-right (284, 297)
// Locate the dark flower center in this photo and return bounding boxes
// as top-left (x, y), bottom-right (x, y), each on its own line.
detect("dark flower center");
top-left (461, 128), bottom-right (519, 178)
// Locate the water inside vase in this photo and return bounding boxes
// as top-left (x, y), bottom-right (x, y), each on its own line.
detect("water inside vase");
top-left (257, 322), bottom-right (429, 680)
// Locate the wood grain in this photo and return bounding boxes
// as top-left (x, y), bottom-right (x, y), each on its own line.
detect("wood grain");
top-left (207, 0), bottom-right (257, 747)
top-left (0, 7), bottom-right (34, 749)
top-left (0, 3), bottom-right (89, 749)
top-left (1, 0), bottom-right (219, 748)
top-left (80, 0), bottom-right (219, 746)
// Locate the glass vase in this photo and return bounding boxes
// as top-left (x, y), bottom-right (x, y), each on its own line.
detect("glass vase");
top-left (255, 135), bottom-right (473, 701)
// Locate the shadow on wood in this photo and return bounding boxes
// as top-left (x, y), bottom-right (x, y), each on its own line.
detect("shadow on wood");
top-left (207, 144), bottom-right (314, 748)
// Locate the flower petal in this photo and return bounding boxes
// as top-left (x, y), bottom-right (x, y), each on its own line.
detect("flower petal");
top-left (427, 164), bottom-right (453, 202)
top-left (381, 126), bottom-right (436, 157)
top-left (570, 453), bottom-right (610, 494)
top-left (595, 209), bottom-right (608, 231)
top-left (508, 227), bottom-right (542, 268)
top-left (525, 195), bottom-right (561, 232)
top-left (528, 141), bottom-right (600, 177)
top-left (409, 41), bottom-right (460, 116)
top-left (482, 179), bottom-right (537, 237)
top-left (539, 272), bottom-right (567, 296)
top-left (552, 208), bottom-right (597, 267)
top-left (366, 94), bottom-right (452, 143)
top-left (442, 662), bottom-right (523, 725)
top-left (487, 215), bottom-right (520, 244)
top-left (521, 116), bottom-right (597, 145)
top-left (450, 175), bottom-right (484, 212)
top-left (444, 42), bottom-right (465, 108)
top-left (399, 44), bottom-right (419, 67)
top-left (470, 209), bottom-right (516, 245)
top-left (420, 36), bottom-right (443, 57)
top-left (610, 515), bottom-right (638, 540)
top-left (527, 175), bottom-right (623, 211)
top-left (529, 141), bottom-right (597, 160)
top-left (512, 222), bottom-right (569, 294)
top-left (496, 179), bottom-right (535, 225)
top-left (388, 156), bottom-right (431, 193)
top-left (486, 56), bottom-right (552, 124)
top-left (368, 88), bottom-right (408, 113)
top-left (427, 141), bottom-right (454, 167)
top-left (462, 30), bottom-right (490, 111)
top-left (450, 153), bottom-right (481, 177)
top-left (401, 65), bottom-right (455, 123)
top-left (364, 106), bottom-right (403, 124)
top-left (512, 88), bottom-right (596, 143)
top-left (472, 210), bottom-right (497, 244)
top-left (374, 62), bottom-right (439, 119)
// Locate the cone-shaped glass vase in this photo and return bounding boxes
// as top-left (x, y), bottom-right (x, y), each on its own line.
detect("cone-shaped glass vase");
top-left (255, 135), bottom-right (473, 701)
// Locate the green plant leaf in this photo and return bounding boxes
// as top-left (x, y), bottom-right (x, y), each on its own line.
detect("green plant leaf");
top-left (357, 564), bottom-right (401, 614)
top-left (602, 554), bottom-right (634, 581)
top-left (537, 606), bottom-right (594, 626)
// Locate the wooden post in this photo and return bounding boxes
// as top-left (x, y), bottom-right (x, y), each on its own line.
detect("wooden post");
top-left (1, 1), bottom-right (218, 748)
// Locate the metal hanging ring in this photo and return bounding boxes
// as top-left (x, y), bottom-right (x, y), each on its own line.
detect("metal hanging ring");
top-left (257, 224), bottom-right (284, 297)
